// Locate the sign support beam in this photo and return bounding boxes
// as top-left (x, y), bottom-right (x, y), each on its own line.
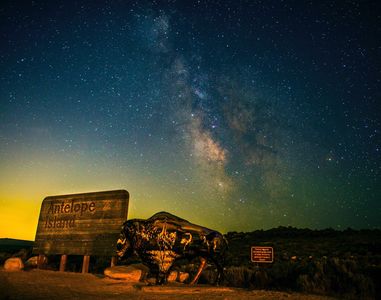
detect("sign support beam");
top-left (59, 254), bottom-right (67, 272)
top-left (37, 254), bottom-right (44, 269)
top-left (82, 255), bottom-right (90, 273)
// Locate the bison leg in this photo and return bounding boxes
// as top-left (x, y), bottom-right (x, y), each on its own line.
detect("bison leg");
top-left (190, 257), bottom-right (207, 285)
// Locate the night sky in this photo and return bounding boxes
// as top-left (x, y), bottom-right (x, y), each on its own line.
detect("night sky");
top-left (1, 1), bottom-right (380, 240)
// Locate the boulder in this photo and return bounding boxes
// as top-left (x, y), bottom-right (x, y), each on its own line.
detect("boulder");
top-left (25, 255), bottom-right (48, 267)
top-left (104, 264), bottom-right (149, 281)
top-left (167, 270), bottom-right (178, 282)
top-left (178, 272), bottom-right (189, 283)
top-left (4, 257), bottom-right (24, 271)
top-left (167, 271), bottom-right (189, 283)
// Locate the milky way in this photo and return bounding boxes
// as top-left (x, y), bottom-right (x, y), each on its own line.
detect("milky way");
top-left (0, 1), bottom-right (380, 239)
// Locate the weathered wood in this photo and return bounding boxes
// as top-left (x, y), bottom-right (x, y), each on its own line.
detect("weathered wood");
top-left (110, 256), bottom-right (117, 267)
top-left (34, 237), bottom-right (119, 255)
top-left (33, 190), bottom-right (129, 256)
top-left (82, 255), bottom-right (90, 273)
top-left (59, 254), bottom-right (67, 272)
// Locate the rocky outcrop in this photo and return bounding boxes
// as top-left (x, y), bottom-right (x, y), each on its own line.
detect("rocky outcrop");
top-left (167, 270), bottom-right (178, 282)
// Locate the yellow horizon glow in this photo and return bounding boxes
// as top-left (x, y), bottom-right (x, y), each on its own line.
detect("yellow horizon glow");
top-left (0, 196), bottom-right (40, 240)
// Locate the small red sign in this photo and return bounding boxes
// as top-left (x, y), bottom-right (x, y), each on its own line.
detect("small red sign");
top-left (251, 246), bottom-right (274, 263)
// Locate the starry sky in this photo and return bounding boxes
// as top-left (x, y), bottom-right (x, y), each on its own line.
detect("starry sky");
top-left (1, 1), bottom-right (380, 240)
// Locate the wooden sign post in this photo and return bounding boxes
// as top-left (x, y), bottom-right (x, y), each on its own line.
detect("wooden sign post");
top-left (33, 190), bottom-right (129, 272)
top-left (59, 254), bottom-right (67, 272)
top-left (82, 255), bottom-right (90, 273)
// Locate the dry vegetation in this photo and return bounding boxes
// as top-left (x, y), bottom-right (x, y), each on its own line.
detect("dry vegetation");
top-left (218, 227), bottom-right (381, 299)
top-left (1, 227), bottom-right (380, 299)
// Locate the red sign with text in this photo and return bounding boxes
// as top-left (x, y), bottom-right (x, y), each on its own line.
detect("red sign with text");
top-left (251, 246), bottom-right (274, 263)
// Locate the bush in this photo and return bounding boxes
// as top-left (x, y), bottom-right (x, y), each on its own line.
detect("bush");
top-left (207, 257), bottom-right (376, 299)
top-left (223, 267), bottom-right (255, 288)
top-left (296, 257), bottom-right (375, 299)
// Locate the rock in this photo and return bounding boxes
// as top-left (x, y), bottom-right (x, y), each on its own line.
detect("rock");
top-left (25, 255), bottom-right (48, 267)
top-left (104, 264), bottom-right (149, 281)
top-left (4, 257), bottom-right (24, 271)
top-left (167, 271), bottom-right (189, 282)
top-left (178, 272), bottom-right (189, 283)
top-left (167, 270), bottom-right (178, 282)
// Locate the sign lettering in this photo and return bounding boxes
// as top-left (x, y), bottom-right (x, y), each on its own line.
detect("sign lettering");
top-left (251, 246), bottom-right (274, 263)
top-left (33, 190), bottom-right (129, 256)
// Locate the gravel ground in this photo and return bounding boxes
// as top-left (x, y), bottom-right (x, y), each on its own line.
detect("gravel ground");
top-left (0, 269), bottom-right (337, 300)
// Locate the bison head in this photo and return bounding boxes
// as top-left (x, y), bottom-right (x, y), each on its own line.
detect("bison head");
top-left (116, 233), bottom-right (130, 259)
top-left (116, 221), bottom-right (135, 259)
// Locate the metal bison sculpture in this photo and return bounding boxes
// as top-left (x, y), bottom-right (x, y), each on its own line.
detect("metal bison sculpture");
top-left (116, 211), bottom-right (227, 284)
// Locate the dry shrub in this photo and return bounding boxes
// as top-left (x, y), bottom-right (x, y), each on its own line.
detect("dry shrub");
top-left (223, 267), bottom-right (255, 287)
top-left (216, 257), bottom-right (376, 299)
top-left (269, 261), bottom-right (300, 290)
top-left (252, 268), bottom-right (270, 288)
top-left (199, 268), bottom-right (217, 284)
top-left (296, 257), bottom-right (375, 299)
top-left (216, 266), bottom-right (270, 288)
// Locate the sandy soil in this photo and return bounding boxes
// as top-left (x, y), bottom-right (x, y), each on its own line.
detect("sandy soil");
top-left (0, 269), bottom-right (337, 300)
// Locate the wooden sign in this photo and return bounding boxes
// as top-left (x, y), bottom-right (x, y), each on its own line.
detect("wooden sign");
top-left (33, 190), bottom-right (129, 256)
top-left (251, 246), bottom-right (274, 263)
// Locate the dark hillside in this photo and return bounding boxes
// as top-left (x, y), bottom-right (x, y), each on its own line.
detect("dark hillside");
top-left (225, 227), bottom-right (381, 266)
top-left (0, 238), bottom-right (33, 253)
top-left (0, 238), bottom-right (34, 265)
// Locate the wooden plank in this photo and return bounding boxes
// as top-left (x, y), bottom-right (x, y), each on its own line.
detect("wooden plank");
top-left (34, 237), bottom-right (121, 255)
top-left (33, 190), bottom-right (129, 256)
top-left (82, 255), bottom-right (90, 273)
top-left (59, 254), bottom-right (67, 272)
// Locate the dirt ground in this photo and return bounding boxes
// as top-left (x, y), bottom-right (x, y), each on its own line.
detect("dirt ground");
top-left (0, 269), bottom-right (337, 300)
